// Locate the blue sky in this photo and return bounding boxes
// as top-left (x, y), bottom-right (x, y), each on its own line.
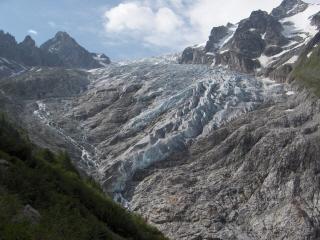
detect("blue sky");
top-left (0, 0), bottom-right (131, 59)
top-left (2, 0), bottom-right (316, 61)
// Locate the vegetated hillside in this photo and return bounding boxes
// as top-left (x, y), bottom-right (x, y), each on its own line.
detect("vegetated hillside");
top-left (0, 113), bottom-right (167, 240)
top-left (292, 33), bottom-right (320, 96)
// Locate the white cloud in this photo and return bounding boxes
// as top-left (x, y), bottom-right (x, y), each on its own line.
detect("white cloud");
top-left (48, 21), bottom-right (57, 28)
top-left (104, 2), bottom-right (191, 47)
top-left (105, 3), bottom-right (154, 32)
top-left (103, 0), bottom-right (289, 50)
top-left (188, 0), bottom-right (283, 40)
top-left (154, 8), bottom-right (183, 34)
top-left (27, 29), bottom-right (38, 35)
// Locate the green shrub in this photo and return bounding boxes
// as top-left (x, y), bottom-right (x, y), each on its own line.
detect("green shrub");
top-left (292, 45), bottom-right (320, 96)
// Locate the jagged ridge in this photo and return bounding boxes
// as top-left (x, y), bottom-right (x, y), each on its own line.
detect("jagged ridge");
top-left (0, 30), bottom-right (111, 78)
top-left (179, 0), bottom-right (320, 82)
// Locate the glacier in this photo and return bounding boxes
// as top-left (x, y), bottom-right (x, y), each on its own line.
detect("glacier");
top-left (82, 60), bottom-right (288, 194)
top-left (29, 57), bottom-right (288, 197)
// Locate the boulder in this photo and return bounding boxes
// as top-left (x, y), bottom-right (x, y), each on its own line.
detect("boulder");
top-left (22, 205), bottom-right (41, 224)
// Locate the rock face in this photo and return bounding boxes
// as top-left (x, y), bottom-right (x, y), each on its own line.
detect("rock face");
top-left (179, 24), bottom-right (234, 65)
top-left (179, 46), bottom-right (208, 64)
top-left (231, 10), bottom-right (287, 56)
top-left (271, 0), bottom-right (308, 20)
top-left (179, 0), bottom-right (320, 82)
top-left (268, 64), bottom-right (293, 83)
top-left (180, 25), bottom-right (235, 66)
top-left (19, 36), bottom-right (44, 66)
top-left (211, 9), bottom-right (288, 73)
top-left (204, 26), bottom-right (230, 53)
top-left (311, 12), bottom-right (320, 29)
top-left (215, 51), bottom-right (260, 73)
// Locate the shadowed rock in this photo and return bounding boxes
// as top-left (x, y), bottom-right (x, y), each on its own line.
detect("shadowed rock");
top-left (271, 0), bottom-right (308, 20)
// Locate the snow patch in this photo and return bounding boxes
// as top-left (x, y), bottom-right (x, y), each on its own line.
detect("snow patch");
top-left (281, 3), bottom-right (320, 38)
top-left (258, 54), bottom-right (273, 67)
top-left (285, 109), bottom-right (294, 112)
top-left (286, 91), bottom-right (296, 96)
top-left (285, 55), bottom-right (298, 64)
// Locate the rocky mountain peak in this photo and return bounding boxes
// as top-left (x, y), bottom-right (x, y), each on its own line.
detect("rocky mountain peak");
top-left (205, 25), bottom-right (230, 52)
top-left (21, 35), bottom-right (36, 48)
top-left (0, 30), bottom-right (20, 63)
top-left (0, 30), bottom-right (111, 76)
top-left (55, 31), bottom-right (70, 38)
top-left (238, 10), bottom-right (283, 35)
top-left (250, 9), bottom-right (268, 18)
top-left (53, 31), bottom-right (76, 44)
top-left (228, 9), bottom-right (287, 60)
top-left (226, 22), bottom-right (234, 28)
top-left (271, 0), bottom-right (308, 20)
top-left (0, 30), bottom-right (17, 45)
top-left (40, 31), bottom-right (110, 69)
top-left (41, 31), bottom-right (79, 54)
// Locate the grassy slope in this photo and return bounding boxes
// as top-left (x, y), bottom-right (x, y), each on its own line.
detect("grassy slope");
top-left (0, 113), bottom-right (167, 240)
top-left (292, 44), bottom-right (320, 96)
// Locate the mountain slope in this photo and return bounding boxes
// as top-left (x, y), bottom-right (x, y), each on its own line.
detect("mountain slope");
top-left (0, 113), bottom-right (167, 240)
